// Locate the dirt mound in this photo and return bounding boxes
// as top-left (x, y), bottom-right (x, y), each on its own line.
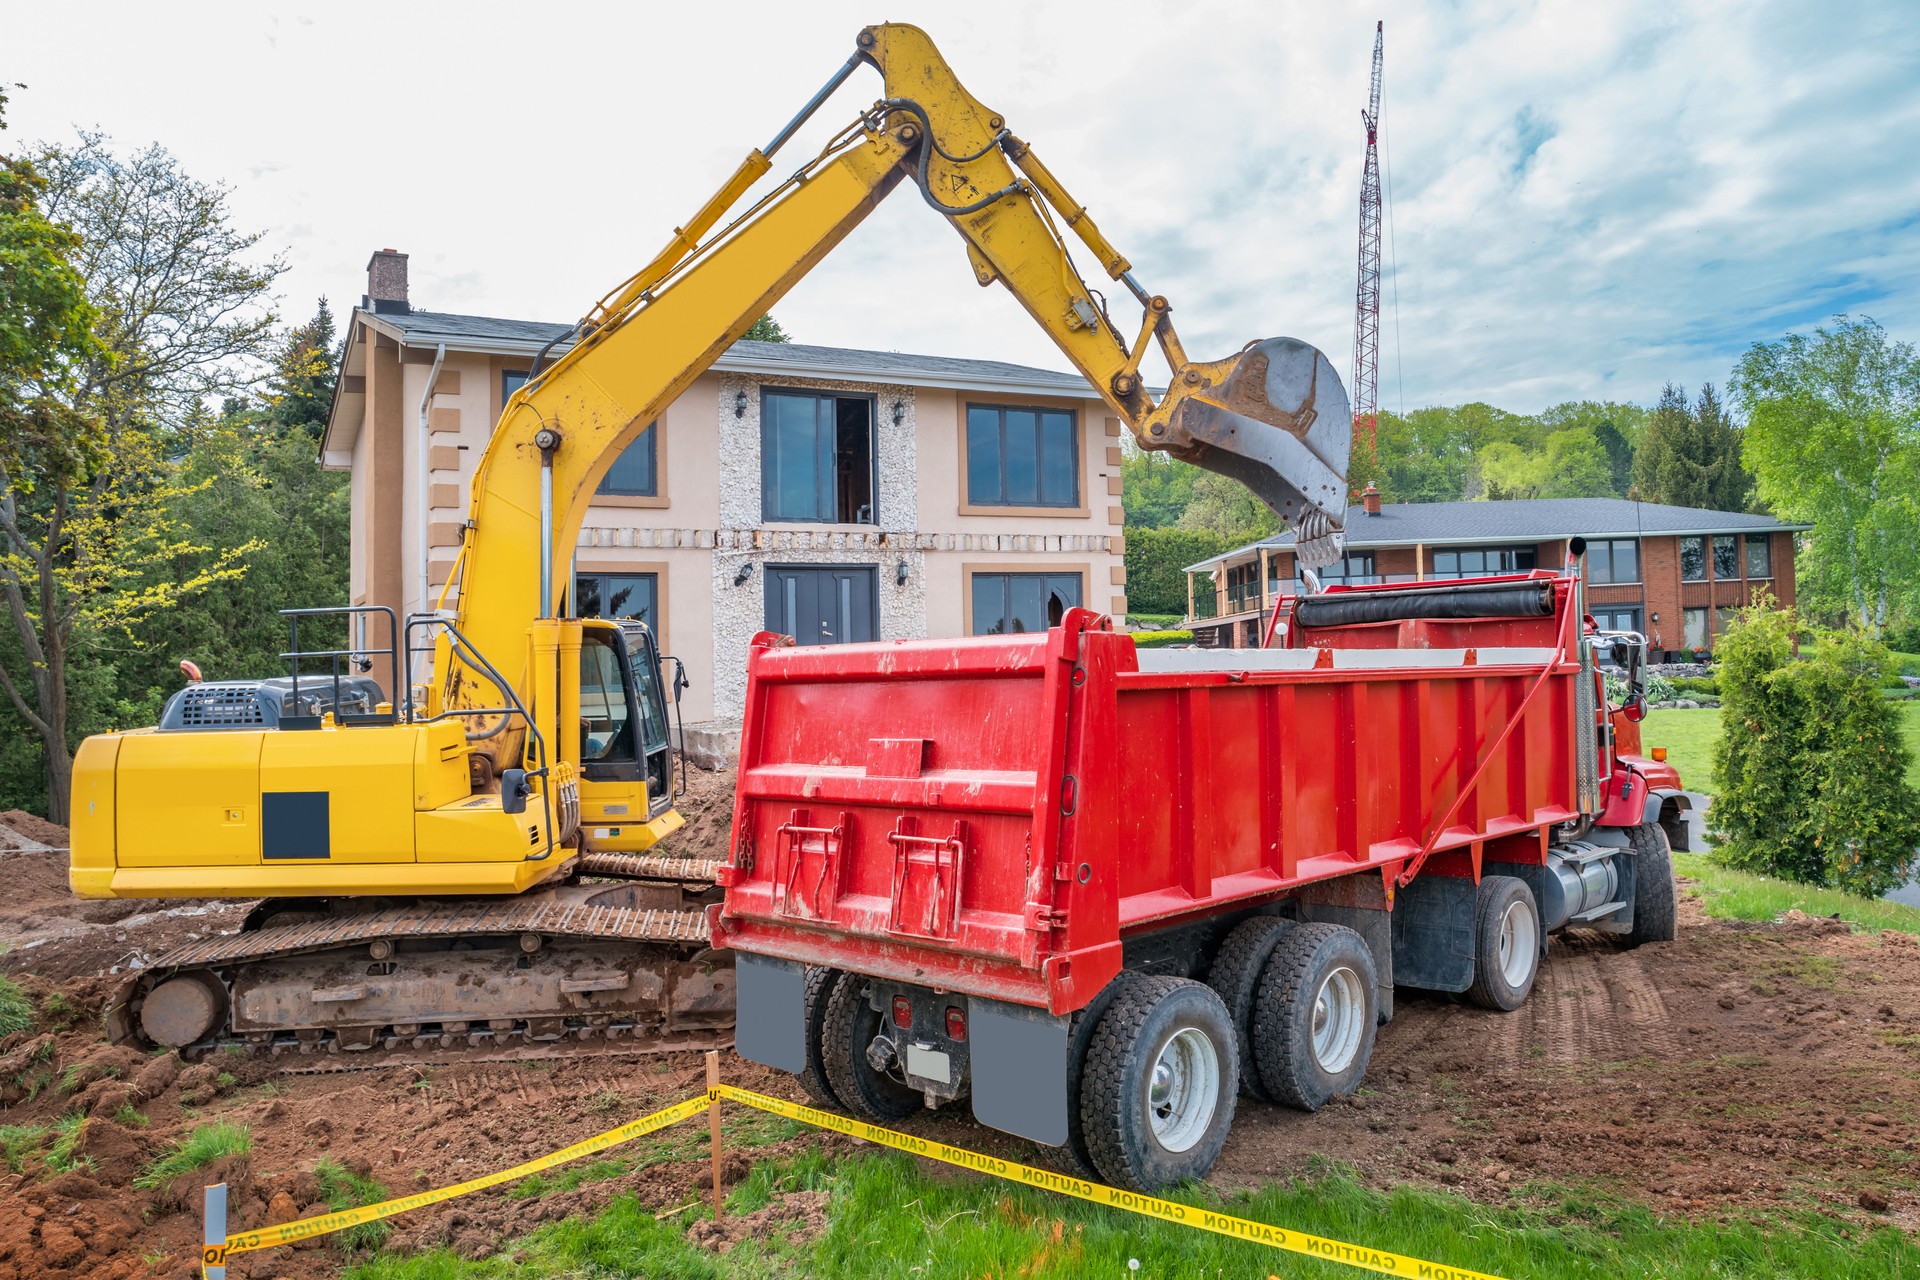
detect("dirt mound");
top-left (672, 763), bottom-right (738, 861)
top-left (0, 810), bottom-right (69, 849)
top-left (685, 1189), bottom-right (830, 1254)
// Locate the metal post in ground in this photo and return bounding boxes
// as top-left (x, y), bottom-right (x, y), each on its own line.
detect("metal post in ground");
top-left (202, 1182), bottom-right (228, 1280)
top-left (706, 1049), bottom-right (723, 1219)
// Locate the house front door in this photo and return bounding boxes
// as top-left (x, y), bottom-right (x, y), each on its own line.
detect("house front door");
top-left (764, 565), bottom-right (878, 645)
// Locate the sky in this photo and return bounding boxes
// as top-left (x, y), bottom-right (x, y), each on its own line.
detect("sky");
top-left (8, 0), bottom-right (1919, 415)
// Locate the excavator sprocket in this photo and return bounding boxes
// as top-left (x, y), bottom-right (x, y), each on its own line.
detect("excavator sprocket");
top-left (108, 866), bottom-right (735, 1070)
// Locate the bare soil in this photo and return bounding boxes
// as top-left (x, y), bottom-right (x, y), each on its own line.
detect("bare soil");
top-left (0, 781), bottom-right (1914, 1278)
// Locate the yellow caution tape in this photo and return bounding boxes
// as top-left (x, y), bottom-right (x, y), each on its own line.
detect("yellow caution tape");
top-left (216, 1082), bottom-right (1505, 1280)
top-left (222, 1093), bottom-right (710, 1255)
top-left (714, 1085), bottom-right (1508, 1280)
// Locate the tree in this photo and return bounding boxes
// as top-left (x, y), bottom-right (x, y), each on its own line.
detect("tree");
top-left (1175, 469), bottom-right (1277, 542)
top-left (1123, 527), bottom-right (1232, 617)
top-left (1119, 444), bottom-right (1199, 528)
top-left (1710, 603), bottom-right (1920, 896)
top-left (741, 314), bottom-right (790, 343)
top-left (1631, 381), bottom-right (1751, 510)
top-left (1733, 316), bottom-right (1920, 632)
top-left (0, 134), bottom-right (281, 820)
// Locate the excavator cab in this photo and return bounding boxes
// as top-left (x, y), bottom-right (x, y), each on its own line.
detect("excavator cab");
top-left (572, 618), bottom-right (684, 851)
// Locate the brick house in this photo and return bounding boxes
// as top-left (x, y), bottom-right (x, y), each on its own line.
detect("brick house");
top-left (321, 251), bottom-right (1130, 740)
top-left (1181, 492), bottom-right (1808, 659)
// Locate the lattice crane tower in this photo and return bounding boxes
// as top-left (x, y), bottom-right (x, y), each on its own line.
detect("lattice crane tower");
top-left (1352, 20), bottom-right (1384, 477)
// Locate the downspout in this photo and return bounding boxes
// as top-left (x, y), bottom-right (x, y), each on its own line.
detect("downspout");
top-left (415, 343), bottom-right (447, 618)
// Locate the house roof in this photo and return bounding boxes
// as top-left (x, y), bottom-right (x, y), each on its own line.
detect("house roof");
top-left (323, 306), bottom-right (1105, 462)
top-left (1183, 498), bottom-right (1812, 572)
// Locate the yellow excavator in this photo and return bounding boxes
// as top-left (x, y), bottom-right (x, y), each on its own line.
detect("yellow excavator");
top-left (68, 23), bottom-right (1351, 1060)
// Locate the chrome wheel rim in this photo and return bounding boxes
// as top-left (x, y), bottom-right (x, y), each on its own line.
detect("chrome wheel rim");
top-left (1310, 967), bottom-right (1366, 1075)
top-left (1146, 1027), bottom-right (1220, 1153)
top-left (1497, 899), bottom-right (1539, 987)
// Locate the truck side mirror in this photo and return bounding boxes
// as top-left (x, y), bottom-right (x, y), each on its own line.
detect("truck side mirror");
top-left (500, 767), bottom-right (531, 815)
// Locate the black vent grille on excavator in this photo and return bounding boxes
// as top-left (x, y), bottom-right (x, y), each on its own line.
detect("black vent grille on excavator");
top-left (174, 683), bottom-right (268, 728)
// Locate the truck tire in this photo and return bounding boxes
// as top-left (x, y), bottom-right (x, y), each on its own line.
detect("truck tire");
top-left (820, 977), bottom-right (921, 1122)
top-left (1465, 876), bottom-right (1542, 1012)
top-left (1204, 917), bottom-right (1296, 1103)
top-left (1250, 923), bottom-right (1377, 1111)
top-left (797, 967), bottom-right (845, 1111)
top-left (1624, 822), bottom-right (1678, 947)
top-left (1079, 977), bottom-right (1238, 1192)
top-left (1050, 971), bottom-right (1147, 1180)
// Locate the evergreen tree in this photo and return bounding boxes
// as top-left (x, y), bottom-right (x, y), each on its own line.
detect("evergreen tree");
top-left (740, 314), bottom-right (790, 343)
top-left (1631, 382), bottom-right (1752, 510)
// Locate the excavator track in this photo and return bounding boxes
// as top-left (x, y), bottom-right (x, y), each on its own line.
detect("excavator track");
top-left (109, 867), bottom-right (735, 1069)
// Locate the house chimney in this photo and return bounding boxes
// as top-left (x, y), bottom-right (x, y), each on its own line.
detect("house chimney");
top-left (364, 248), bottom-right (410, 315)
top-left (1361, 482), bottom-right (1382, 516)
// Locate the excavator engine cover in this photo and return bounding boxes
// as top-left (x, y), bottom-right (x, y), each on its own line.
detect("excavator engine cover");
top-left (1171, 336), bottom-right (1352, 568)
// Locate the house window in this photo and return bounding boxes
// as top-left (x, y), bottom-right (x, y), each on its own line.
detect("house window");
top-left (575, 573), bottom-right (658, 630)
top-left (1593, 607), bottom-right (1643, 635)
top-left (1586, 539), bottom-right (1639, 585)
top-left (1713, 535), bottom-right (1738, 579)
top-left (1224, 562), bottom-right (1262, 614)
top-left (761, 390), bottom-right (874, 523)
top-left (1682, 607), bottom-right (1708, 651)
top-left (507, 370), bottom-right (657, 497)
top-left (1745, 534), bottom-right (1772, 579)
top-left (965, 404), bottom-right (1078, 507)
top-left (1679, 536), bottom-right (1706, 582)
top-left (1430, 546), bottom-right (1537, 579)
top-left (1715, 606), bottom-right (1738, 637)
top-left (971, 572), bottom-right (1082, 635)
top-left (1315, 552), bottom-right (1376, 585)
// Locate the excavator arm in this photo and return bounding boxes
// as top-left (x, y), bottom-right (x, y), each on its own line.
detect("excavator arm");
top-left (442, 22), bottom-right (1352, 751)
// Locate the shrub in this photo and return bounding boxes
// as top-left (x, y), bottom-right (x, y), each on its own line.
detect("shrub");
top-left (1711, 606), bottom-right (1920, 897)
top-left (134, 1122), bottom-right (252, 1188)
top-left (0, 977), bottom-right (32, 1037)
top-left (1123, 527), bottom-right (1234, 617)
top-left (1128, 629), bottom-right (1195, 649)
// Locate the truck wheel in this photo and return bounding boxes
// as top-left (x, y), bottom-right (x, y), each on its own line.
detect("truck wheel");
top-left (1204, 917), bottom-right (1296, 1103)
top-left (797, 967), bottom-right (845, 1111)
top-left (1465, 876), bottom-right (1542, 1011)
top-left (820, 977), bottom-right (920, 1122)
top-left (1624, 822), bottom-right (1678, 947)
top-left (1080, 977), bottom-right (1238, 1192)
top-left (1250, 923), bottom-right (1377, 1111)
top-left (1051, 971), bottom-right (1146, 1180)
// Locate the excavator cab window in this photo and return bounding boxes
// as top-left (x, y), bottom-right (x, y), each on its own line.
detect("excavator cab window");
top-left (579, 629), bottom-right (641, 780)
top-left (621, 622), bottom-right (676, 806)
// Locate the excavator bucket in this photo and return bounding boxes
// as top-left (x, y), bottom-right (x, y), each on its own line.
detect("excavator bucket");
top-left (1170, 337), bottom-right (1353, 569)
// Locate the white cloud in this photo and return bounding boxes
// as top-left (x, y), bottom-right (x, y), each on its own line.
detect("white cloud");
top-left (8, 0), bottom-right (1916, 414)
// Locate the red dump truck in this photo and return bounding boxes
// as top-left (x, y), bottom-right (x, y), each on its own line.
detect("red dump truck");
top-left (712, 561), bottom-right (1687, 1190)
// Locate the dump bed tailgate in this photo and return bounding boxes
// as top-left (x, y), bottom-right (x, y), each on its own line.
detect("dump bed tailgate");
top-left (713, 625), bottom-right (1123, 1014)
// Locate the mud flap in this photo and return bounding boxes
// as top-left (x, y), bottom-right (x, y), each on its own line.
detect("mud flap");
top-left (970, 999), bottom-right (1068, 1146)
top-left (735, 953), bottom-right (805, 1074)
top-left (1390, 874), bottom-right (1476, 994)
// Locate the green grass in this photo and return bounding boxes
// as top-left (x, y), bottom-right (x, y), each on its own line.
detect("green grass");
top-left (0, 1123), bottom-right (45, 1174)
top-left (316, 1156), bottom-right (392, 1251)
top-left (338, 1149), bottom-right (1919, 1280)
top-left (133, 1121), bottom-right (252, 1188)
top-left (0, 975), bottom-right (33, 1037)
top-left (44, 1113), bottom-right (90, 1175)
top-left (1675, 852), bottom-right (1920, 936)
top-left (1641, 702), bottom-right (1920, 796)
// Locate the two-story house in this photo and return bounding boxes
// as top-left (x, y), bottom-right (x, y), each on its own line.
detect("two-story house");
top-left (321, 251), bottom-right (1128, 750)
top-left (1181, 487), bottom-right (1809, 660)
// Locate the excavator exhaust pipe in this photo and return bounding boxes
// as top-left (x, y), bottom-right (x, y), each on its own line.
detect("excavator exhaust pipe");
top-left (1168, 337), bottom-right (1353, 570)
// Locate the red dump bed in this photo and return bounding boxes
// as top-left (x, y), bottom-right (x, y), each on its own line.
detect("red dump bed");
top-left (714, 574), bottom-right (1595, 1016)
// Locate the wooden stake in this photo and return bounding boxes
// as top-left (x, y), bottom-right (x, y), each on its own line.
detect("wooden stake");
top-left (705, 1049), bottom-right (723, 1219)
